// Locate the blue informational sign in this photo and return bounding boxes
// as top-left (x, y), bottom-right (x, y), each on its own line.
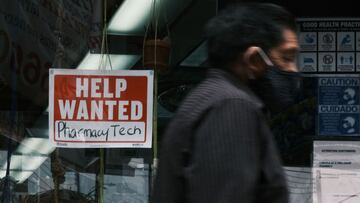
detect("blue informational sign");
top-left (318, 77), bottom-right (360, 136)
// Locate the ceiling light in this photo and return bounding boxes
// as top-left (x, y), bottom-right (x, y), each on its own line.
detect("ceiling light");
top-left (180, 42), bottom-right (208, 67)
top-left (1, 155), bottom-right (47, 171)
top-left (108, 0), bottom-right (159, 35)
top-left (0, 170), bottom-right (33, 184)
top-left (16, 138), bottom-right (55, 155)
top-left (77, 52), bottom-right (140, 70)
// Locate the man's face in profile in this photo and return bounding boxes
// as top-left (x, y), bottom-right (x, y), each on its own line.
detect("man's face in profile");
top-left (268, 29), bottom-right (300, 73)
top-left (343, 88), bottom-right (355, 101)
top-left (343, 117), bottom-right (355, 133)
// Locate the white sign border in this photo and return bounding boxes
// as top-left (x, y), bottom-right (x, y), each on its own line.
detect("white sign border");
top-left (49, 68), bottom-right (154, 148)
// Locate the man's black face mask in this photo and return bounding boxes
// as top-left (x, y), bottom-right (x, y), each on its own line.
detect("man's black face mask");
top-left (249, 48), bottom-right (302, 114)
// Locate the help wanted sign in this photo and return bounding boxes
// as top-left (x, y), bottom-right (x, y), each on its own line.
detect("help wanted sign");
top-left (49, 69), bottom-right (154, 148)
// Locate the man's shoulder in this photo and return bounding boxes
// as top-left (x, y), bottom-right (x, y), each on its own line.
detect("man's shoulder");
top-left (176, 76), bottom-right (262, 118)
top-left (193, 76), bottom-right (260, 106)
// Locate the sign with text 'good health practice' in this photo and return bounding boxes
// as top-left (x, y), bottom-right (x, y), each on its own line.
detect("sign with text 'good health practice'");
top-left (49, 69), bottom-right (154, 148)
top-left (297, 19), bottom-right (360, 73)
top-left (318, 77), bottom-right (360, 136)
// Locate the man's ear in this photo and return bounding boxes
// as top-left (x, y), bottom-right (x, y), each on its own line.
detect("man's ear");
top-left (242, 46), bottom-right (267, 78)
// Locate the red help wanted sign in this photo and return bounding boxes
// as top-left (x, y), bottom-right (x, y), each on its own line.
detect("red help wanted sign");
top-left (49, 69), bottom-right (154, 148)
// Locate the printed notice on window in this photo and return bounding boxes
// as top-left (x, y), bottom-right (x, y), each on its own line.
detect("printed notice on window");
top-left (49, 69), bottom-right (154, 148)
top-left (313, 141), bottom-right (360, 203)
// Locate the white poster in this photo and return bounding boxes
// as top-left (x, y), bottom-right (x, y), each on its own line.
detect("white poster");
top-left (313, 141), bottom-right (360, 203)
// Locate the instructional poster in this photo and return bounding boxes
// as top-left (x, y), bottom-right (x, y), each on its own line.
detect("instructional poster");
top-left (297, 18), bottom-right (360, 73)
top-left (313, 141), bottom-right (360, 203)
top-left (318, 77), bottom-right (360, 136)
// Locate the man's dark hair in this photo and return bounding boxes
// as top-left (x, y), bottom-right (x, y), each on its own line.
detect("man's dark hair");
top-left (204, 3), bottom-right (296, 69)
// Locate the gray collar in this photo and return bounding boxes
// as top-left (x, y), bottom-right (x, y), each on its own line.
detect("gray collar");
top-left (207, 68), bottom-right (265, 110)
